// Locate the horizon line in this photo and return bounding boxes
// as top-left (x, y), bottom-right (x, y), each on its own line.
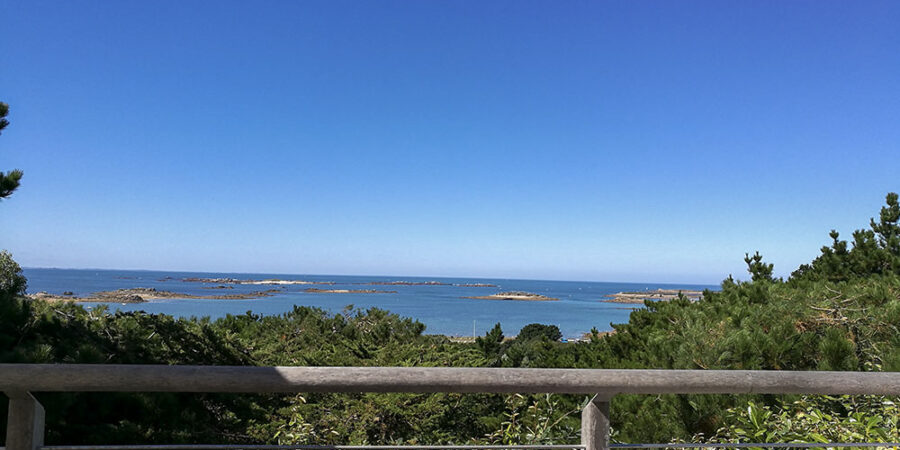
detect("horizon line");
top-left (21, 265), bottom-right (721, 287)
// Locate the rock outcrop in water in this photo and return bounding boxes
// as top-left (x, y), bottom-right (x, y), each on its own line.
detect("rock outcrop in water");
top-left (303, 288), bottom-right (398, 294)
top-left (463, 291), bottom-right (559, 301)
top-left (601, 288), bottom-right (703, 303)
top-left (364, 280), bottom-right (450, 286)
top-left (182, 277), bottom-right (334, 285)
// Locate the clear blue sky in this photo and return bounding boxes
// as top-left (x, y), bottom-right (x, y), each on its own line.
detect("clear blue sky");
top-left (2, 1), bottom-right (899, 284)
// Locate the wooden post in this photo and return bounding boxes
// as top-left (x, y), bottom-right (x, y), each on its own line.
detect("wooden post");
top-left (581, 394), bottom-right (610, 450)
top-left (5, 391), bottom-right (45, 450)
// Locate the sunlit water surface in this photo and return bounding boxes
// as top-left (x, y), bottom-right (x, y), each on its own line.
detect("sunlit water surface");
top-left (24, 268), bottom-right (716, 339)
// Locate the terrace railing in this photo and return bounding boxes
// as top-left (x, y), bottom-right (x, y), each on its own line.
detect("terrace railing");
top-left (2, 365), bottom-right (900, 450)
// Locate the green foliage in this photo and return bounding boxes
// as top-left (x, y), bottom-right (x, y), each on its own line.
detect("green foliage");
top-left (794, 193), bottom-right (900, 281)
top-left (704, 396), bottom-right (899, 445)
top-left (481, 394), bottom-right (581, 445)
top-left (0, 102), bottom-right (8, 132)
top-left (744, 251), bottom-right (775, 282)
top-left (476, 323), bottom-right (505, 357)
top-left (818, 328), bottom-right (858, 371)
top-left (516, 324), bottom-right (563, 342)
top-left (0, 101), bottom-right (24, 200)
top-left (0, 296), bottom-right (263, 444)
top-left (0, 250), bottom-right (27, 296)
top-left (0, 299), bottom-right (496, 445)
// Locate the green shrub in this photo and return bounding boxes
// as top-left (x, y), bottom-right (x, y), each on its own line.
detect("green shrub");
top-left (0, 250), bottom-right (26, 296)
top-left (704, 395), bottom-right (899, 446)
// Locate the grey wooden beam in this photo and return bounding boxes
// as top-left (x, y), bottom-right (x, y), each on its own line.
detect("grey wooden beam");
top-left (42, 446), bottom-right (587, 450)
top-left (5, 391), bottom-right (45, 450)
top-left (0, 365), bottom-right (899, 395)
top-left (581, 395), bottom-right (610, 450)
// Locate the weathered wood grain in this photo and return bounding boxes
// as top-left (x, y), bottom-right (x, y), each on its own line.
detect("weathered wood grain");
top-left (0, 365), bottom-right (898, 395)
top-left (4, 391), bottom-right (44, 450)
top-left (581, 395), bottom-right (610, 450)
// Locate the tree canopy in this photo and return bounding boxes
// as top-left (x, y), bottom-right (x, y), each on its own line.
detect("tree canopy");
top-left (792, 193), bottom-right (900, 282)
top-left (0, 101), bottom-right (24, 200)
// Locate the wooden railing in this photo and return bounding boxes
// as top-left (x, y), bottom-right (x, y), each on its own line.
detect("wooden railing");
top-left (3, 365), bottom-right (900, 450)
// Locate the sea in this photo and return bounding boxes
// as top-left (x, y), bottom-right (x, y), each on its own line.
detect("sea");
top-left (22, 268), bottom-right (717, 339)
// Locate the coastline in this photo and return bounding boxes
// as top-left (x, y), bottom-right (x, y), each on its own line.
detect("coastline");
top-left (21, 267), bottom-right (716, 338)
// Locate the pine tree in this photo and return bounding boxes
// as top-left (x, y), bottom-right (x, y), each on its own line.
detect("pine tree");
top-left (744, 251), bottom-right (774, 282)
top-left (870, 192), bottom-right (900, 273)
top-left (475, 323), bottom-right (505, 356)
top-left (516, 323), bottom-right (562, 342)
top-left (0, 101), bottom-right (26, 297)
top-left (791, 193), bottom-right (900, 281)
top-left (0, 102), bottom-right (24, 199)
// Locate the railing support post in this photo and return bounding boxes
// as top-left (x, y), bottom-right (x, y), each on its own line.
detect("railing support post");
top-left (5, 391), bottom-right (45, 450)
top-left (581, 394), bottom-right (610, 450)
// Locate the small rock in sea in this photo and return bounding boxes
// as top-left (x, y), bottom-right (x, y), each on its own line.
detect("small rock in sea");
top-left (62, 291), bottom-right (74, 296)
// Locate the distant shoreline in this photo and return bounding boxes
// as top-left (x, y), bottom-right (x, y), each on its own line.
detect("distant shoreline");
top-left (21, 267), bottom-right (717, 338)
top-left (28, 287), bottom-right (282, 303)
top-left (22, 267), bottom-right (715, 287)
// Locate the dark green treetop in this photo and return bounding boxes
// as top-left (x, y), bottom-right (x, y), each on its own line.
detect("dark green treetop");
top-left (516, 323), bottom-right (563, 342)
top-left (0, 102), bottom-right (24, 199)
top-left (792, 192), bottom-right (900, 281)
top-left (476, 322), bottom-right (505, 356)
top-left (744, 251), bottom-right (775, 282)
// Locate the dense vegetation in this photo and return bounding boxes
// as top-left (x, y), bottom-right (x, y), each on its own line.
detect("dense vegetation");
top-left (1, 183), bottom-right (899, 441)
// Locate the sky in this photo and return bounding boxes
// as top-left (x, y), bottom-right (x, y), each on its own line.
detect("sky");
top-left (1, 1), bottom-right (899, 284)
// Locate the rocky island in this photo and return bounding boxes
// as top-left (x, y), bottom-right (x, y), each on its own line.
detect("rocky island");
top-left (602, 288), bottom-right (703, 303)
top-left (463, 291), bottom-right (559, 301)
top-left (365, 280), bottom-right (450, 286)
top-left (303, 288), bottom-right (398, 294)
top-left (28, 287), bottom-right (281, 303)
top-left (181, 277), bottom-right (334, 285)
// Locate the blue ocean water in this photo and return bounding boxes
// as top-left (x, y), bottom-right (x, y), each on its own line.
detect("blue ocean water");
top-left (22, 268), bottom-right (717, 339)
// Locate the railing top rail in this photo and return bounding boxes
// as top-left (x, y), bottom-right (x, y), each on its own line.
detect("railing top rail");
top-left (40, 446), bottom-right (586, 450)
top-left (40, 446), bottom-right (587, 450)
top-left (27, 444), bottom-right (900, 450)
top-left (1, 364), bottom-right (899, 395)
